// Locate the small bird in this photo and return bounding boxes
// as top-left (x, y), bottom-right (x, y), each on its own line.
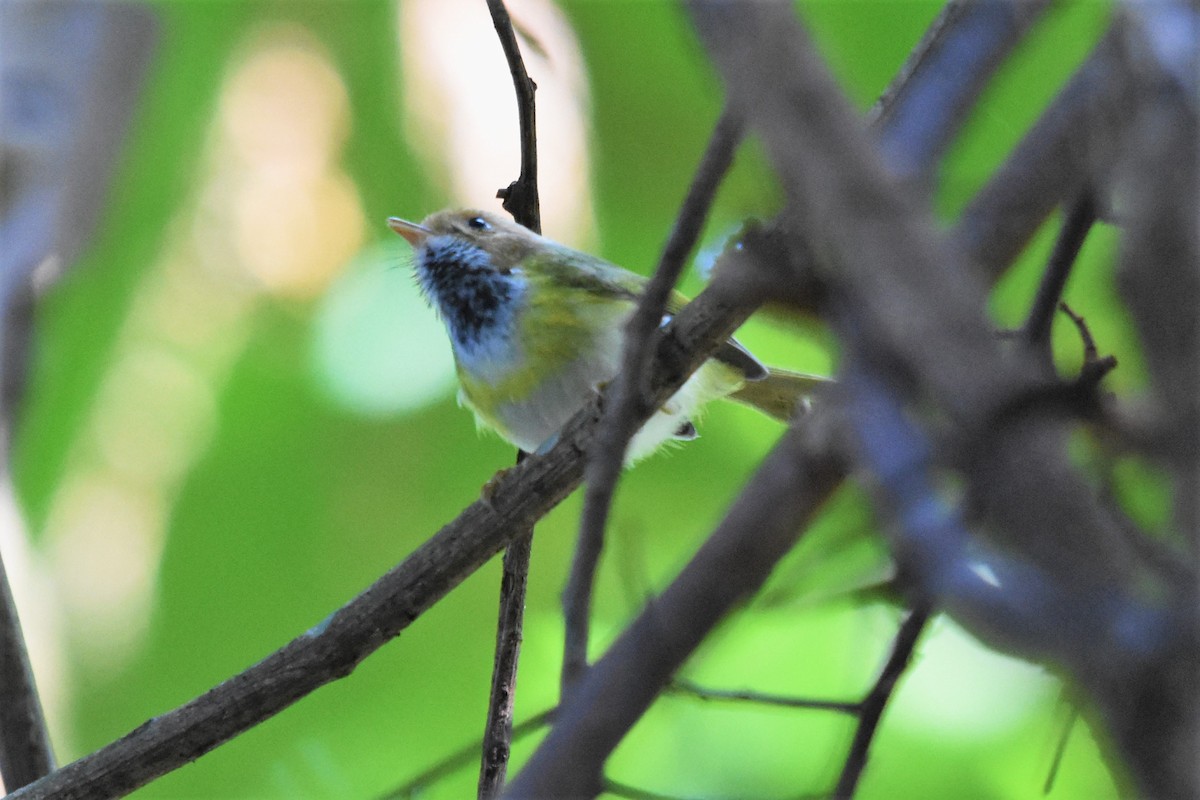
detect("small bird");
top-left (388, 208), bottom-right (826, 460)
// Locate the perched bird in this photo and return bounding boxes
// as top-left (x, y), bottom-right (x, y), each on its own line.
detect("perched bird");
top-left (388, 208), bottom-right (825, 460)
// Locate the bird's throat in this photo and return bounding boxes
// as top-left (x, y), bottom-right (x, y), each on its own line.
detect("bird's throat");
top-left (416, 238), bottom-right (525, 355)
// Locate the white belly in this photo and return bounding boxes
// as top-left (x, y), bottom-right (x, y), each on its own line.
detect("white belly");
top-left (491, 345), bottom-right (735, 462)
top-left (456, 315), bottom-right (739, 462)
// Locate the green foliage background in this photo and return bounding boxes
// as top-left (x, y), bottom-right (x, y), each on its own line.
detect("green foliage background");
top-left (11, 1), bottom-right (1136, 797)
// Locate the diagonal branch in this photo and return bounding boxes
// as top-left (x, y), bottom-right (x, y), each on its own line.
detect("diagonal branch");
top-left (832, 603), bottom-right (930, 799)
top-left (509, 404), bottom-right (849, 799)
top-left (689, 3), bottom-right (1189, 797)
top-left (0, 555), bottom-right (54, 790)
top-left (1021, 192), bottom-right (1097, 356)
top-left (561, 105), bottom-right (744, 692)
top-left (869, 0), bottom-right (1052, 186)
top-left (510, 1), bottom-right (1063, 794)
top-left (5, 246), bottom-right (762, 800)
top-left (954, 27), bottom-right (1131, 284)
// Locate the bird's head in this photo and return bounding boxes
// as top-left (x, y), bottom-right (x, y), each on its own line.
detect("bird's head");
top-left (388, 209), bottom-right (538, 351)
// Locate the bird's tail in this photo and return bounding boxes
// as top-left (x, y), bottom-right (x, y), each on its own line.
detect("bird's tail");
top-left (728, 368), bottom-right (830, 422)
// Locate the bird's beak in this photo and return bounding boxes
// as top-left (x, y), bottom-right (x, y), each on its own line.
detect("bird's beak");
top-left (387, 217), bottom-right (431, 247)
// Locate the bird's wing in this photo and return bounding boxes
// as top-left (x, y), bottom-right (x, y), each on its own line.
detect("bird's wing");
top-left (658, 310), bottom-right (768, 381)
top-left (531, 247), bottom-right (644, 301)
top-left (536, 247), bottom-right (767, 381)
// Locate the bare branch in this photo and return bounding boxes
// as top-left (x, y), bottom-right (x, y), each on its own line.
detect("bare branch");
top-left (480, 0), bottom-right (543, 792)
top-left (1113, 1), bottom-right (1200, 539)
top-left (1058, 303), bottom-right (1118, 392)
top-left (668, 679), bottom-right (858, 715)
top-left (1104, 2), bottom-right (1200, 789)
top-left (0, 556), bottom-right (53, 790)
top-left (869, 0), bottom-right (1052, 186)
top-left (832, 603), bottom-right (930, 799)
top-left (694, 0), bottom-right (1146, 589)
top-left (508, 406), bottom-right (849, 798)
top-left (381, 708), bottom-right (554, 800)
top-left (1021, 193), bottom-right (1097, 358)
top-left (562, 106), bottom-right (744, 692)
top-left (954, 29), bottom-right (1131, 283)
top-left (689, 2), bottom-right (1192, 796)
top-left (5, 235), bottom-right (762, 800)
top-left (478, 490), bottom-right (532, 800)
top-left (511, 2), bottom-right (1065, 794)
top-left (487, 0), bottom-right (540, 232)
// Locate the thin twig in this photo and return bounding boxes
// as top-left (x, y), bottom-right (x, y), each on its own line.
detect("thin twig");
top-left (561, 105), bottom-right (743, 693)
top-left (669, 679), bottom-right (858, 715)
top-left (487, 0), bottom-right (540, 232)
top-left (1043, 701), bottom-right (1079, 795)
top-left (481, 1), bottom-right (541, 794)
top-left (381, 708), bottom-right (554, 800)
top-left (478, 456), bottom-right (532, 800)
top-left (1058, 303), bottom-right (1099, 366)
top-left (832, 603), bottom-right (930, 799)
top-left (1022, 193), bottom-right (1097, 356)
top-left (0, 552), bottom-right (55, 789)
top-left (1058, 303), bottom-right (1118, 391)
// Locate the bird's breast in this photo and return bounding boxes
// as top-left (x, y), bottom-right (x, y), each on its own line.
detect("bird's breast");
top-left (454, 294), bottom-right (628, 453)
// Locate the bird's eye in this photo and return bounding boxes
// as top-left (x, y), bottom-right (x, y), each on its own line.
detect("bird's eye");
top-left (467, 216), bottom-right (491, 231)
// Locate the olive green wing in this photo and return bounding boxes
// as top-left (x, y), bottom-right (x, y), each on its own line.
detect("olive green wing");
top-left (526, 245), bottom-right (647, 301)
top-left (528, 245), bottom-right (767, 381)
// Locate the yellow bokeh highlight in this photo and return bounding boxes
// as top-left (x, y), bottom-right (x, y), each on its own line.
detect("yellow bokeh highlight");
top-left (42, 27), bottom-right (365, 680)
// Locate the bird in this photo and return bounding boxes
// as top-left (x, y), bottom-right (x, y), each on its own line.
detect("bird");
top-left (388, 208), bottom-right (826, 461)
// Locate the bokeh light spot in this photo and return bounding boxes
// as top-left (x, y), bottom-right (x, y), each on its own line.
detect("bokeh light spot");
top-left (312, 241), bottom-right (455, 416)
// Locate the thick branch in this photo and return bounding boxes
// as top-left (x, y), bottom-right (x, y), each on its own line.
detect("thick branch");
top-left (1114, 2), bottom-right (1200, 498)
top-left (691, 3), bottom-right (1189, 796)
top-left (694, 0), bottom-right (1143, 590)
top-left (1103, 3), bottom-right (1200, 790)
top-left (511, 2), bottom-right (1063, 793)
top-left (869, 0), bottom-right (1051, 186)
top-left (954, 28), bottom-right (1130, 283)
